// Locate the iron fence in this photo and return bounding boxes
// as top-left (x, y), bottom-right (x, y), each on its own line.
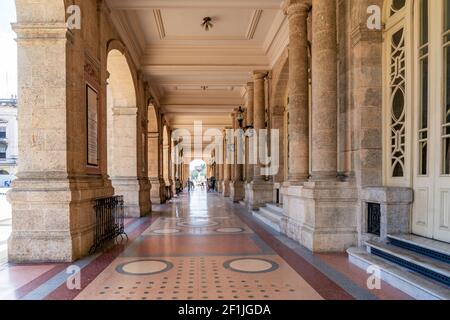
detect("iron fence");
top-left (89, 196), bottom-right (127, 254)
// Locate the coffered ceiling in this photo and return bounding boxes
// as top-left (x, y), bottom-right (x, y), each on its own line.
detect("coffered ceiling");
top-left (106, 0), bottom-right (288, 130)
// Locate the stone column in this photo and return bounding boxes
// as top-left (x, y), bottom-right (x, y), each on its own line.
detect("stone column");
top-left (285, 0), bottom-right (310, 183)
top-left (252, 71), bottom-right (267, 181)
top-left (217, 132), bottom-right (224, 193)
top-left (230, 110), bottom-right (245, 202)
top-left (222, 129), bottom-right (231, 197)
top-left (310, 0), bottom-right (338, 181)
top-left (280, 0), bottom-right (359, 253)
top-left (148, 131), bottom-right (166, 204)
top-left (245, 83), bottom-right (254, 183)
top-left (217, 162), bottom-right (224, 193)
top-left (244, 71), bottom-right (274, 210)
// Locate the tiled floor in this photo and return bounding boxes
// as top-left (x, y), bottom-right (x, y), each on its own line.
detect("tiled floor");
top-left (0, 190), bottom-right (413, 300)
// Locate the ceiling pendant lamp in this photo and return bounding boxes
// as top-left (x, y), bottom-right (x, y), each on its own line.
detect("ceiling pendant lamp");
top-left (201, 17), bottom-right (213, 31)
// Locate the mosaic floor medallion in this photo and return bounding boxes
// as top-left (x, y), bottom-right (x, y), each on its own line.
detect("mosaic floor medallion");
top-left (177, 219), bottom-right (219, 228)
top-left (224, 258), bottom-right (279, 274)
top-left (116, 259), bottom-right (173, 276)
top-left (152, 228), bottom-right (181, 234)
top-left (215, 227), bottom-right (245, 234)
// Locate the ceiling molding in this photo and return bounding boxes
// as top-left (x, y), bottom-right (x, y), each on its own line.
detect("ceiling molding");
top-left (245, 10), bottom-right (263, 40)
top-left (107, 0), bottom-right (284, 10)
top-left (264, 13), bottom-right (289, 68)
top-left (153, 9), bottom-right (166, 40)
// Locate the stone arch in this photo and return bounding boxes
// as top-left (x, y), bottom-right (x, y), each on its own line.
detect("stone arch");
top-left (106, 48), bottom-right (141, 217)
top-left (270, 49), bottom-right (289, 117)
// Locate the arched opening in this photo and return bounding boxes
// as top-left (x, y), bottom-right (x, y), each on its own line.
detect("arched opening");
top-left (106, 49), bottom-right (140, 217)
top-left (148, 103), bottom-right (165, 203)
top-left (189, 159), bottom-right (207, 191)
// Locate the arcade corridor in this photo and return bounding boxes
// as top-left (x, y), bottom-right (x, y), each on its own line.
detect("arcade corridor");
top-left (0, 191), bottom-right (411, 300)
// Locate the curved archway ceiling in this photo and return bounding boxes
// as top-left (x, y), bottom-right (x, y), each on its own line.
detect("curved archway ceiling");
top-left (106, 0), bottom-right (287, 130)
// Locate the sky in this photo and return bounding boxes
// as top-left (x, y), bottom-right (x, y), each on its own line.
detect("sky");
top-left (0, 0), bottom-right (17, 98)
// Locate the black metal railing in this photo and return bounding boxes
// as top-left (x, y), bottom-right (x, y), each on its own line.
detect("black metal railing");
top-left (367, 203), bottom-right (381, 236)
top-left (89, 196), bottom-right (127, 254)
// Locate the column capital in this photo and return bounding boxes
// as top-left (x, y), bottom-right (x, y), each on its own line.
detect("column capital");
top-left (283, 0), bottom-right (311, 18)
top-left (253, 71), bottom-right (268, 81)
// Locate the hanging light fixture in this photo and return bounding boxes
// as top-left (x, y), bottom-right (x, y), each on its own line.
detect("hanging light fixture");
top-left (201, 17), bottom-right (213, 31)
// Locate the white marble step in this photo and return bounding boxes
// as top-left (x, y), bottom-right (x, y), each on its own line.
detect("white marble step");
top-left (259, 206), bottom-right (283, 222)
top-left (265, 203), bottom-right (284, 215)
top-left (348, 247), bottom-right (450, 300)
top-left (366, 240), bottom-right (450, 281)
top-left (387, 234), bottom-right (450, 260)
top-left (252, 207), bottom-right (282, 233)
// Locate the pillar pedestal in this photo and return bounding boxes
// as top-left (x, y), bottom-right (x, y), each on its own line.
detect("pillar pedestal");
top-left (8, 174), bottom-right (114, 263)
top-left (281, 181), bottom-right (358, 252)
top-left (150, 178), bottom-right (166, 204)
top-left (230, 181), bottom-right (245, 202)
top-left (222, 180), bottom-right (231, 197)
top-left (217, 180), bottom-right (223, 193)
top-left (112, 177), bottom-right (147, 218)
top-left (245, 181), bottom-right (274, 210)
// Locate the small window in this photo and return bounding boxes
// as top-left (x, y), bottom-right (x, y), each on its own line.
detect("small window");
top-left (368, 203), bottom-right (381, 236)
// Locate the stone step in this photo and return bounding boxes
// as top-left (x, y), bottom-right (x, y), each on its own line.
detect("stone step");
top-left (252, 208), bottom-right (281, 233)
top-left (259, 206), bottom-right (283, 222)
top-left (265, 203), bottom-right (284, 215)
top-left (347, 247), bottom-right (450, 300)
top-left (387, 234), bottom-right (450, 264)
top-left (365, 240), bottom-right (450, 287)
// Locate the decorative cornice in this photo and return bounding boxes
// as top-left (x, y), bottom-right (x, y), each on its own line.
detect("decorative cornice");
top-left (12, 23), bottom-right (68, 40)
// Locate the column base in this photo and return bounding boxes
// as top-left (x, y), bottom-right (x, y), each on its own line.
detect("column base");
top-left (230, 181), bottom-right (245, 202)
top-left (280, 181), bottom-right (358, 252)
top-left (244, 181), bottom-right (274, 210)
top-left (139, 178), bottom-right (152, 215)
top-left (150, 178), bottom-right (166, 204)
top-left (8, 174), bottom-right (114, 263)
top-left (112, 177), bottom-right (146, 218)
top-left (217, 180), bottom-right (223, 193)
top-left (166, 179), bottom-right (173, 199)
top-left (222, 180), bottom-right (230, 197)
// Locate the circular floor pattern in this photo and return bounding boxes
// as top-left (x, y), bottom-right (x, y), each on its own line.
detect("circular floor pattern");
top-left (152, 228), bottom-right (181, 234)
top-left (116, 259), bottom-right (173, 276)
top-left (224, 258), bottom-right (279, 274)
top-left (215, 227), bottom-right (245, 234)
top-left (177, 219), bottom-right (219, 228)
